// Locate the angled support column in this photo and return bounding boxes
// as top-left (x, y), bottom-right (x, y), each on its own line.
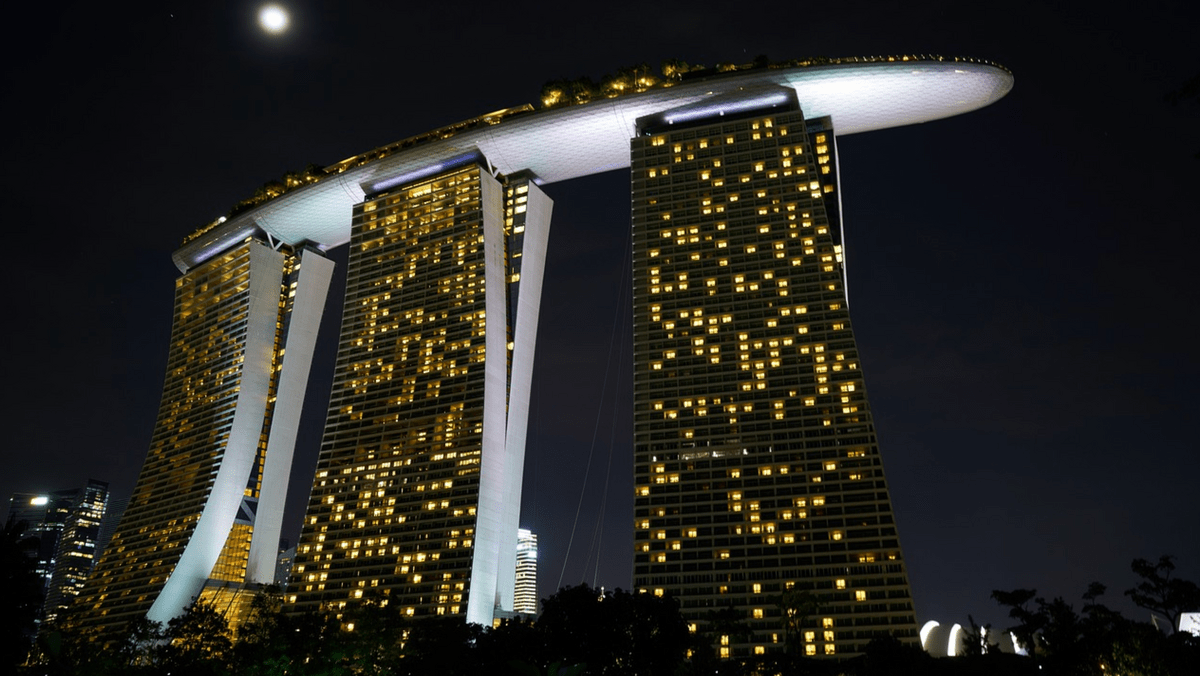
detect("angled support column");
top-left (147, 243), bottom-right (285, 625)
top-left (494, 180), bottom-right (552, 613)
top-left (246, 248), bottom-right (335, 583)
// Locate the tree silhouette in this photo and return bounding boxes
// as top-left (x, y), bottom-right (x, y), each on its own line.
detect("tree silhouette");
top-left (959, 614), bottom-right (997, 657)
top-left (537, 584), bottom-right (688, 676)
top-left (990, 588), bottom-right (1043, 658)
top-left (776, 589), bottom-right (822, 655)
top-left (1125, 555), bottom-right (1200, 631)
top-left (157, 600), bottom-right (233, 674)
top-left (1, 524), bottom-right (43, 670)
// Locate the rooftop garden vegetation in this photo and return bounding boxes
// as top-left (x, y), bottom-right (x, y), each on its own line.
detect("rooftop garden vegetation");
top-left (183, 53), bottom-right (1006, 247)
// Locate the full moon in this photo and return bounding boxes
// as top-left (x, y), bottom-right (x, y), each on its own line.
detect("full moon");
top-left (258, 5), bottom-right (289, 34)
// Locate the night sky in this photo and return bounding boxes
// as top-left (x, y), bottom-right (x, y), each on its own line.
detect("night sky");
top-left (4, 0), bottom-right (1197, 629)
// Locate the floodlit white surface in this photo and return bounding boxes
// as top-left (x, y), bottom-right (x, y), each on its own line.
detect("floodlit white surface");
top-left (1012, 631), bottom-right (1028, 656)
top-left (947, 623), bottom-right (964, 657)
top-left (245, 250), bottom-right (334, 583)
top-left (494, 184), bottom-right (552, 614)
top-left (466, 172), bottom-right (512, 626)
top-left (922, 619), bottom-right (1025, 656)
top-left (1180, 612), bottom-right (1200, 636)
top-left (173, 59), bottom-right (1012, 272)
top-left (920, 620), bottom-right (940, 649)
top-left (148, 243), bottom-right (284, 625)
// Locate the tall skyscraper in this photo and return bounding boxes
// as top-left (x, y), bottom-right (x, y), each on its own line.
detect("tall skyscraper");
top-left (515, 528), bottom-right (538, 615)
top-left (74, 238), bottom-right (333, 639)
top-left (76, 56), bottom-right (1010, 643)
top-left (289, 166), bottom-right (551, 626)
top-left (630, 90), bottom-right (915, 656)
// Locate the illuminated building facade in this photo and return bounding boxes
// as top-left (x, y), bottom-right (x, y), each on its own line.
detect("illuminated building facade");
top-left (5, 479), bottom-right (109, 625)
top-left (630, 90), bottom-right (917, 656)
top-left (43, 480), bottom-right (110, 624)
top-left (515, 528), bottom-right (538, 615)
top-left (276, 540), bottom-right (296, 587)
top-left (78, 56), bottom-right (1011, 638)
top-left (93, 495), bottom-right (128, 568)
top-left (289, 166), bottom-right (550, 626)
top-left (6, 491), bottom-right (74, 600)
top-left (74, 237), bottom-right (333, 638)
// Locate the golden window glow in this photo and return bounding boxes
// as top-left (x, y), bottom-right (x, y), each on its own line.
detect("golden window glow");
top-left (624, 111), bottom-right (914, 641)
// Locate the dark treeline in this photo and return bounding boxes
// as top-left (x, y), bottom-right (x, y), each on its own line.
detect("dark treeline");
top-left (985, 555), bottom-right (1200, 676)
top-left (5, 539), bottom-right (1198, 675)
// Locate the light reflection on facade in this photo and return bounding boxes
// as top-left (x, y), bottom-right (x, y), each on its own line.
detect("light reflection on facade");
top-left (515, 528), bottom-right (538, 615)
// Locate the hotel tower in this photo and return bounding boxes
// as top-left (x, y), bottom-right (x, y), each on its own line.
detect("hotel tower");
top-left (631, 91), bottom-right (914, 656)
top-left (74, 238), bottom-right (334, 638)
top-left (287, 167), bottom-right (550, 625)
top-left (74, 56), bottom-right (1011, 654)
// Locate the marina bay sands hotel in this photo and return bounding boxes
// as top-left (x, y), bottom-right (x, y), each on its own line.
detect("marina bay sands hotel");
top-left (75, 56), bottom-right (1011, 655)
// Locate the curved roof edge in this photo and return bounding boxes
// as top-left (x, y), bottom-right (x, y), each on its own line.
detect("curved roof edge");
top-left (174, 57), bottom-right (1012, 272)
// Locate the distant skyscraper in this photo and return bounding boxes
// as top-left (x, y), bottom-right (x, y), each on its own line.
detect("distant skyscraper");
top-left (515, 528), bottom-right (538, 615)
top-left (43, 480), bottom-right (109, 624)
top-left (629, 94), bottom-right (917, 656)
top-left (6, 491), bottom-right (72, 594)
top-left (5, 479), bottom-right (109, 626)
top-left (74, 238), bottom-right (333, 639)
top-left (289, 166), bottom-right (550, 626)
top-left (276, 539), bottom-right (295, 587)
